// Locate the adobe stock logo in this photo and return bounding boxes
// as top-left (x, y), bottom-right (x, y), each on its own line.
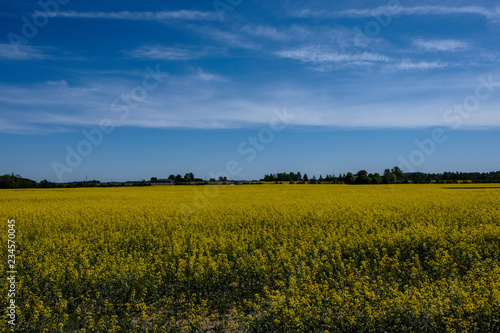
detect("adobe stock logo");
top-left (353, 0), bottom-right (401, 48)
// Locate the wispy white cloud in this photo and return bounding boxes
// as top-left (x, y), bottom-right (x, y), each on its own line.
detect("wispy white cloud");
top-left (0, 81), bottom-right (101, 110)
top-left (128, 46), bottom-right (203, 60)
top-left (274, 45), bottom-right (457, 72)
top-left (0, 43), bottom-right (52, 60)
top-left (275, 46), bottom-right (390, 64)
top-left (413, 39), bottom-right (470, 52)
top-left (3, 73), bottom-right (500, 134)
top-left (196, 28), bottom-right (256, 49)
top-left (393, 6), bottom-right (498, 19)
top-left (391, 60), bottom-right (447, 71)
top-left (44, 80), bottom-right (99, 96)
top-left (0, 71), bottom-right (235, 134)
top-left (50, 10), bottom-right (217, 21)
top-left (46, 80), bottom-right (68, 88)
top-left (190, 69), bottom-right (228, 82)
top-left (291, 9), bottom-right (325, 18)
top-left (238, 24), bottom-right (369, 50)
top-left (240, 25), bottom-right (290, 41)
top-left (294, 5), bottom-right (500, 21)
top-left (239, 24), bottom-right (351, 46)
top-left (0, 119), bottom-right (73, 135)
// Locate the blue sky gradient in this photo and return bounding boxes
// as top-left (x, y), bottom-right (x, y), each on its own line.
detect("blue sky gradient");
top-left (1, 0), bottom-right (499, 181)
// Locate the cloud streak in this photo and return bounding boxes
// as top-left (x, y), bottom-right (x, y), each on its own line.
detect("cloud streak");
top-left (190, 69), bottom-right (229, 82)
top-left (128, 46), bottom-right (204, 60)
top-left (390, 60), bottom-right (447, 71)
top-left (51, 10), bottom-right (217, 21)
top-left (195, 27), bottom-right (257, 49)
top-left (295, 5), bottom-right (500, 21)
top-left (274, 47), bottom-right (390, 64)
top-left (0, 43), bottom-right (52, 60)
top-left (240, 25), bottom-right (291, 41)
top-left (413, 39), bottom-right (470, 52)
top-left (6, 70), bottom-right (499, 135)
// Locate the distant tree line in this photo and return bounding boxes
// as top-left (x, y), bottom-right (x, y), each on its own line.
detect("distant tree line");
top-left (0, 174), bottom-right (151, 189)
top-left (405, 171), bottom-right (500, 184)
top-left (151, 173), bottom-right (206, 185)
top-left (2, 169), bottom-right (500, 189)
top-left (262, 168), bottom-right (500, 184)
top-left (40, 179), bottom-right (102, 188)
top-left (151, 173), bottom-right (231, 184)
top-left (0, 174), bottom-right (37, 189)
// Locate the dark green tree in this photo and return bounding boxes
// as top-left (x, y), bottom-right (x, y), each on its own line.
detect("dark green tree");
top-left (344, 172), bottom-right (355, 184)
top-left (356, 170), bottom-right (371, 184)
top-left (370, 173), bottom-right (382, 184)
top-left (383, 169), bottom-right (396, 184)
top-left (40, 179), bottom-right (56, 188)
top-left (391, 166), bottom-right (406, 183)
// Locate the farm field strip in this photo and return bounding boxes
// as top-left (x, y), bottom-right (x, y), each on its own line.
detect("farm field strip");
top-left (1, 184), bottom-right (500, 332)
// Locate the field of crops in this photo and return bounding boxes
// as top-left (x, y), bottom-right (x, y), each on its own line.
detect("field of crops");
top-left (1, 184), bottom-right (500, 332)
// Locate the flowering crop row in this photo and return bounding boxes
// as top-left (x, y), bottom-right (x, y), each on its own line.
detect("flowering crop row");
top-left (1, 184), bottom-right (499, 332)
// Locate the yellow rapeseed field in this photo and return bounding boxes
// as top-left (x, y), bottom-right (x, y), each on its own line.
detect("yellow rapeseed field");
top-left (1, 184), bottom-right (500, 332)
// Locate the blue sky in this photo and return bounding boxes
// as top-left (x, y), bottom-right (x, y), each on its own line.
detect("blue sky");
top-left (1, 0), bottom-right (500, 181)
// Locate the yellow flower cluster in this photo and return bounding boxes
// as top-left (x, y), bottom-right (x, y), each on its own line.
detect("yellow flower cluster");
top-left (1, 184), bottom-right (499, 332)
